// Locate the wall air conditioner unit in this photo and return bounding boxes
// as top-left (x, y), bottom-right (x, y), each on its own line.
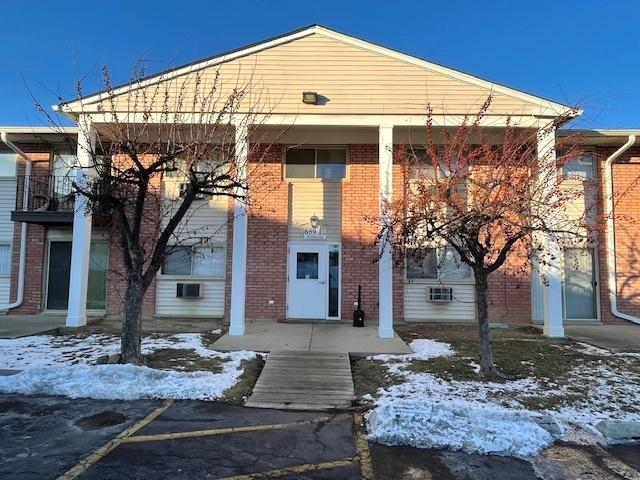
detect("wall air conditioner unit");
top-left (428, 287), bottom-right (453, 303)
top-left (176, 283), bottom-right (201, 298)
top-left (179, 183), bottom-right (206, 200)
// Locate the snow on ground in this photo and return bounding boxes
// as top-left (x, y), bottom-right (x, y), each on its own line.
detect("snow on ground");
top-left (369, 339), bottom-right (455, 363)
top-left (364, 338), bottom-right (640, 457)
top-left (367, 399), bottom-right (552, 457)
top-left (0, 350), bottom-right (256, 401)
top-left (0, 333), bottom-right (225, 370)
top-left (0, 333), bottom-right (259, 401)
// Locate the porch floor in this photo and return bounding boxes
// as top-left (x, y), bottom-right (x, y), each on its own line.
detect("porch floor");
top-left (212, 321), bottom-right (412, 354)
top-left (564, 324), bottom-right (640, 352)
top-left (0, 315), bottom-right (67, 339)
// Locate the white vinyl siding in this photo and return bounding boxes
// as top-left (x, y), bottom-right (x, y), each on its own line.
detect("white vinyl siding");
top-left (155, 280), bottom-right (225, 318)
top-left (155, 178), bottom-right (228, 317)
top-left (404, 283), bottom-right (475, 322)
top-left (101, 33), bottom-right (548, 116)
top-left (288, 182), bottom-right (341, 242)
top-left (0, 177), bottom-right (16, 305)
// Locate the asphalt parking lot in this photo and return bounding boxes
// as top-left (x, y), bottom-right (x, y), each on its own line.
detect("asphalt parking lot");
top-left (1, 394), bottom-right (639, 480)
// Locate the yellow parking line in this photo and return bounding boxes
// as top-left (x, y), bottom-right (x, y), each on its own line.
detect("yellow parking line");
top-left (353, 412), bottom-right (375, 480)
top-left (217, 458), bottom-right (356, 480)
top-left (122, 416), bottom-right (332, 443)
top-left (58, 400), bottom-right (174, 480)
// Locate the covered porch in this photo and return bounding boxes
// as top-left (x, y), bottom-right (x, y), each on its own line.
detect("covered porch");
top-left (213, 320), bottom-right (411, 354)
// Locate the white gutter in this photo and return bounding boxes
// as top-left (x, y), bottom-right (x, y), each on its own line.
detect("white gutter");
top-left (0, 132), bottom-right (31, 311)
top-left (604, 134), bottom-right (639, 324)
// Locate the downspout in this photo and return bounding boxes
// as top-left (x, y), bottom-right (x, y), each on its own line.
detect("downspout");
top-left (604, 134), bottom-right (639, 324)
top-left (0, 132), bottom-right (30, 311)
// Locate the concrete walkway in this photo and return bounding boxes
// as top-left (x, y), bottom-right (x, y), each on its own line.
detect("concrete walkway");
top-left (246, 350), bottom-right (356, 410)
top-left (0, 315), bottom-right (66, 339)
top-left (213, 321), bottom-right (411, 354)
top-left (565, 324), bottom-right (640, 352)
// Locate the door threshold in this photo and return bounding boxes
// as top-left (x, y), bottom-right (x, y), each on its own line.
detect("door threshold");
top-left (285, 319), bottom-right (346, 324)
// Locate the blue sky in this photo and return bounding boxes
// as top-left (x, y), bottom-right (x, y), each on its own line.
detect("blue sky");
top-left (2, 0), bottom-right (639, 128)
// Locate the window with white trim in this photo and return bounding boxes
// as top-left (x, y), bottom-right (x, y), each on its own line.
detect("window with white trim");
top-left (562, 151), bottom-right (595, 179)
top-left (0, 244), bottom-right (10, 275)
top-left (285, 148), bottom-right (347, 180)
top-left (0, 153), bottom-right (16, 177)
top-left (407, 148), bottom-right (466, 195)
top-left (162, 245), bottom-right (224, 277)
top-left (406, 246), bottom-right (471, 281)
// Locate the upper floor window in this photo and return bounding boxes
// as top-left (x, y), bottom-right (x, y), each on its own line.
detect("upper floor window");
top-left (562, 152), bottom-right (595, 179)
top-left (285, 148), bottom-right (347, 180)
top-left (162, 245), bottom-right (224, 278)
top-left (0, 244), bottom-right (10, 275)
top-left (0, 152), bottom-right (16, 177)
top-left (406, 246), bottom-right (472, 281)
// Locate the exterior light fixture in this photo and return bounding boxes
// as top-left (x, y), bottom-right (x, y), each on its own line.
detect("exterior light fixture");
top-left (309, 214), bottom-right (320, 228)
top-left (302, 91), bottom-right (318, 105)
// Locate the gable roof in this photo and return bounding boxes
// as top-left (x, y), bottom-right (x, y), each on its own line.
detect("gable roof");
top-left (58, 24), bottom-right (572, 117)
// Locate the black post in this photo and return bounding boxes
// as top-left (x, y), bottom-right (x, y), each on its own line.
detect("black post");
top-left (353, 284), bottom-right (365, 327)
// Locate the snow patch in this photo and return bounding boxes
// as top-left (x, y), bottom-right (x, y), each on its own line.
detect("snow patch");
top-left (369, 339), bottom-right (455, 362)
top-left (0, 333), bottom-right (228, 370)
top-left (366, 398), bottom-right (552, 457)
top-left (0, 349), bottom-right (257, 401)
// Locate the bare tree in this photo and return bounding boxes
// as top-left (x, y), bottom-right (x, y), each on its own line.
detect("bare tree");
top-left (37, 64), bottom-right (275, 364)
top-left (381, 97), bottom-right (590, 377)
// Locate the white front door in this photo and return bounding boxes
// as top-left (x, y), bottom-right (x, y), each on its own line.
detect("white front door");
top-left (288, 243), bottom-right (327, 319)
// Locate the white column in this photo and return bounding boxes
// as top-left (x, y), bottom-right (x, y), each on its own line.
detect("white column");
top-left (537, 125), bottom-right (564, 337)
top-left (229, 119), bottom-right (249, 336)
top-left (378, 125), bottom-right (394, 339)
top-left (66, 115), bottom-right (96, 327)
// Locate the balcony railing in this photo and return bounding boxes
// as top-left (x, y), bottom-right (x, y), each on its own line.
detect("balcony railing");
top-left (12, 175), bottom-right (111, 225)
top-left (15, 175), bottom-right (76, 213)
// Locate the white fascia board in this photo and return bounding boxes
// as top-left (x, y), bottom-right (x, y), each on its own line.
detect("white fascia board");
top-left (83, 112), bottom-right (546, 128)
top-left (0, 126), bottom-right (78, 134)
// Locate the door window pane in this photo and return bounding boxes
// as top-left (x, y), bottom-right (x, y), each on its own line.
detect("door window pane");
top-left (328, 246), bottom-right (339, 317)
top-left (0, 245), bottom-right (10, 274)
top-left (162, 247), bottom-right (191, 275)
top-left (296, 252), bottom-right (319, 279)
top-left (87, 242), bottom-right (108, 310)
top-left (317, 149), bottom-right (346, 179)
top-left (564, 248), bottom-right (597, 319)
top-left (285, 149), bottom-right (315, 178)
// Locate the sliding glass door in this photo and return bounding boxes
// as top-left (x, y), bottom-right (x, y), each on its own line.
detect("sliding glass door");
top-left (563, 248), bottom-right (598, 321)
top-left (46, 241), bottom-right (108, 310)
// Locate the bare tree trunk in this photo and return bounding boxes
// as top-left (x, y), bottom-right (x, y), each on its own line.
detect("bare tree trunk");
top-left (474, 271), bottom-right (496, 377)
top-left (121, 278), bottom-right (145, 364)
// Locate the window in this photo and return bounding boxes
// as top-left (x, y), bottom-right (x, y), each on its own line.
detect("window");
top-left (296, 252), bottom-right (319, 279)
top-left (407, 148), bottom-right (456, 179)
top-left (285, 148), bottom-right (347, 180)
top-left (162, 245), bottom-right (224, 277)
top-left (0, 245), bottom-right (10, 274)
top-left (562, 152), bottom-right (595, 179)
top-left (406, 247), bottom-right (471, 281)
top-left (0, 153), bottom-right (16, 177)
